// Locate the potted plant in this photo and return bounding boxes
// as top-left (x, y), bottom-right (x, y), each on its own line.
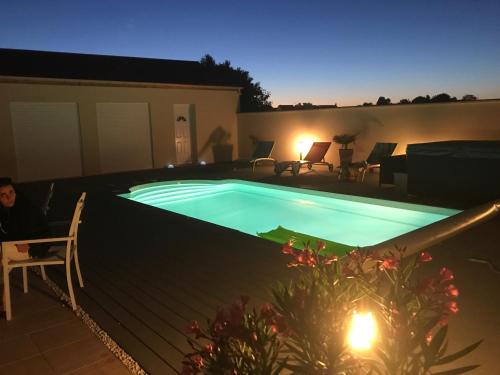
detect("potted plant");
top-left (333, 133), bottom-right (357, 180)
top-left (210, 126), bottom-right (233, 162)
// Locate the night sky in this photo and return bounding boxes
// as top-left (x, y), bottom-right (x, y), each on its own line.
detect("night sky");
top-left (1, 0), bottom-right (499, 106)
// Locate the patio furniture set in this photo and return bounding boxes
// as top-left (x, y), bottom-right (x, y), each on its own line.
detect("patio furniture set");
top-left (248, 140), bottom-right (397, 181)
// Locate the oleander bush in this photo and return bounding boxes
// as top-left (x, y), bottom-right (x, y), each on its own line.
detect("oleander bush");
top-left (182, 241), bottom-right (481, 374)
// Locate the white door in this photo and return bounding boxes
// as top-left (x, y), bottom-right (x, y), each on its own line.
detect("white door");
top-left (9, 102), bottom-right (83, 182)
top-left (174, 104), bottom-right (192, 164)
top-left (96, 103), bottom-right (153, 173)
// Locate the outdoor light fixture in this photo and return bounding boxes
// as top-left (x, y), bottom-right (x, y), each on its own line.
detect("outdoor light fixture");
top-left (199, 160), bottom-right (207, 165)
top-left (296, 138), bottom-right (314, 160)
top-left (348, 312), bottom-right (377, 350)
top-left (167, 164), bottom-right (175, 169)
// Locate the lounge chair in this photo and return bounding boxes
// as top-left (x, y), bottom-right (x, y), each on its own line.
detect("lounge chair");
top-left (235, 141), bottom-right (276, 171)
top-left (275, 141), bottom-right (334, 176)
top-left (351, 142), bottom-right (397, 182)
top-left (300, 141), bottom-right (334, 172)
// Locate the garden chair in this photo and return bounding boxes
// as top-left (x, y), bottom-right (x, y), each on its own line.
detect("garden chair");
top-left (352, 142), bottom-right (397, 182)
top-left (300, 141), bottom-right (334, 173)
top-left (274, 142), bottom-right (333, 176)
top-left (249, 140), bottom-right (276, 171)
top-left (41, 182), bottom-right (71, 233)
top-left (235, 140), bottom-right (276, 171)
top-left (2, 192), bottom-right (86, 321)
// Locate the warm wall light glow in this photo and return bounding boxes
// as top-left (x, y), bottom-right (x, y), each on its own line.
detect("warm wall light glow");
top-left (296, 137), bottom-right (314, 159)
top-left (348, 312), bottom-right (377, 350)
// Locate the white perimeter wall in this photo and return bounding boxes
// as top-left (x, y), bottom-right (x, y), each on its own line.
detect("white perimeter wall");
top-left (237, 100), bottom-right (500, 165)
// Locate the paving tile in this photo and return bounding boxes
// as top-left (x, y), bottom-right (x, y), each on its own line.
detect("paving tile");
top-left (0, 306), bottom-right (76, 342)
top-left (0, 335), bottom-right (40, 366)
top-left (30, 319), bottom-right (93, 353)
top-left (6, 288), bottom-right (61, 318)
top-left (64, 356), bottom-right (131, 375)
top-left (0, 354), bottom-right (54, 375)
top-left (42, 336), bottom-right (113, 374)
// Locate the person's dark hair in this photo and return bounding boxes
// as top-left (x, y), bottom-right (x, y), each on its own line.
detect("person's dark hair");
top-left (0, 177), bottom-right (13, 188)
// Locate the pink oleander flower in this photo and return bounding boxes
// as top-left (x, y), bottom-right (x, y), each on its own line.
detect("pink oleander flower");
top-left (379, 257), bottom-right (399, 271)
top-left (447, 301), bottom-right (459, 314)
top-left (425, 332), bottom-right (433, 345)
top-left (282, 241), bottom-right (295, 255)
top-left (316, 240), bottom-right (326, 252)
top-left (323, 255), bottom-right (338, 265)
top-left (418, 251), bottom-right (432, 263)
top-left (439, 267), bottom-right (454, 282)
top-left (181, 355), bottom-right (205, 375)
top-left (186, 320), bottom-right (203, 338)
top-left (204, 343), bottom-right (216, 353)
top-left (192, 355), bottom-right (204, 369)
top-left (212, 320), bottom-right (227, 335)
top-left (444, 284), bottom-right (459, 297)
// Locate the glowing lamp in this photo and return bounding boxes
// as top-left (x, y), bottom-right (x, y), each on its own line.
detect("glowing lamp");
top-left (297, 139), bottom-right (313, 160)
top-left (167, 164), bottom-right (175, 169)
top-left (348, 312), bottom-right (377, 350)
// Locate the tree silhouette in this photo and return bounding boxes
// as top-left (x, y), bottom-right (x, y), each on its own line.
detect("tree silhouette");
top-left (462, 94), bottom-right (478, 101)
top-left (200, 54), bottom-right (273, 112)
top-left (411, 95), bottom-right (431, 104)
top-left (376, 96), bottom-right (391, 105)
top-left (430, 93), bottom-right (457, 103)
top-left (399, 98), bottom-right (411, 104)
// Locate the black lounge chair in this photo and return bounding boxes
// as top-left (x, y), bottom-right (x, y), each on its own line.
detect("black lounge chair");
top-left (351, 142), bottom-right (397, 182)
top-left (275, 141), bottom-right (333, 176)
top-left (235, 140), bottom-right (276, 172)
top-left (301, 141), bottom-right (334, 172)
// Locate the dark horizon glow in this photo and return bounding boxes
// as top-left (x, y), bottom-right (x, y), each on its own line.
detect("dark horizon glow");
top-left (1, 0), bottom-right (499, 107)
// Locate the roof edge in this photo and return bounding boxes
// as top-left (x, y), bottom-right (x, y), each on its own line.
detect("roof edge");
top-left (0, 75), bottom-right (242, 92)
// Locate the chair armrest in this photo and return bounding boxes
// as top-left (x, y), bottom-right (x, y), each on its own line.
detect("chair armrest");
top-left (1, 237), bottom-right (73, 246)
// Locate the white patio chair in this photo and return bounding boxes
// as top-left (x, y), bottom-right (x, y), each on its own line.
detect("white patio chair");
top-left (2, 192), bottom-right (86, 321)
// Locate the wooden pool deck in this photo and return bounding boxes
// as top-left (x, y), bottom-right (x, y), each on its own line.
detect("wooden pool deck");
top-left (4, 164), bottom-right (500, 374)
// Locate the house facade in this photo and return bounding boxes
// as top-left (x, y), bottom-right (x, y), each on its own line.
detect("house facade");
top-left (0, 49), bottom-right (241, 182)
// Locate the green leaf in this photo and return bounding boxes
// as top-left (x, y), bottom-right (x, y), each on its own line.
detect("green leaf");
top-left (424, 325), bottom-right (448, 364)
top-left (435, 340), bottom-right (483, 365)
top-left (431, 364), bottom-right (481, 374)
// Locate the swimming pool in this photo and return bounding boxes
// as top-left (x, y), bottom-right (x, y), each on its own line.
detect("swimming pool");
top-left (121, 180), bottom-right (460, 250)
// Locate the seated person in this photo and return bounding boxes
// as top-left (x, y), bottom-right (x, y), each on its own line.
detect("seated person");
top-left (0, 177), bottom-right (51, 262)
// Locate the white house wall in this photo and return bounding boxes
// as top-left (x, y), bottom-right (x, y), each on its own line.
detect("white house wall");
top-left (0, 80), bottom-right (240, 181)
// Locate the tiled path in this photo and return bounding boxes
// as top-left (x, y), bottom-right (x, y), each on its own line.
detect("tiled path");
top-left (0, 273), bottom-right (130, 375)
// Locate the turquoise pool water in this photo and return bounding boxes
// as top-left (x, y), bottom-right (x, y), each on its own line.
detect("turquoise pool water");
top-left (121, 180), bottom-right (460, 247)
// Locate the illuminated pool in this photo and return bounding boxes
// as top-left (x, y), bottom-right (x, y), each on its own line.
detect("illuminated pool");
top-left (121, 180), bottom-right (460, 249)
